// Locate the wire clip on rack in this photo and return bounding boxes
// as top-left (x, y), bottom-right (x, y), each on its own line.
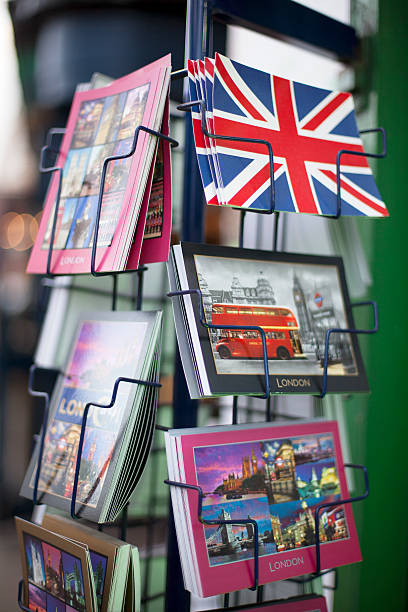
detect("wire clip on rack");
top-left (27, 364), bottom-right (52, 506)
top-left (164, 463), bottom-right (368, 597)
top-left (26, 367), bottom-right (161, 514)
top-left (164, 479), bottom-right (259, 591)
top-left (40, 124), bottom-right (178, 277)
top-left (178, 99), bottom-right (276, 215)
top-left (179, 99), bottom-right (387, 220)
top-left (319, 300), bottom-right (378, 398)
top-left (334, 127), bottom-right (387, 219)
top-left (167, 287), bottom-right (270, 399)
top-left (287, 567), bottom-right (338, 590)
top-left (18, 579), bottom-right (30, 612)
top-left (70, 375), bottom-right (161, 519)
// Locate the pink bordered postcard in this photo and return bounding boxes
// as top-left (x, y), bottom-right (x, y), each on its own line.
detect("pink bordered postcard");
top-left (27, 54), bottom-right (171, 275)
top-left (126, 95), bottom-right (172, 269)
top-left (212, 593), bottom-right (328, 612)
top-left (165, 420), bottom-right (361, 597)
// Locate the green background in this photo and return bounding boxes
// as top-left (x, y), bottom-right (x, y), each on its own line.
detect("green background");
top-left (335, 1), bottom-right (408, 610)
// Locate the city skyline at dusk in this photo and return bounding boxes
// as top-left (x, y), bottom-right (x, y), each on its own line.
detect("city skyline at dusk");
top-left (194, 442), bottom-right (264, 494)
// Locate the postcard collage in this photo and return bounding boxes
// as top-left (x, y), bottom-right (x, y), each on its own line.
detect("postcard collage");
top-left (22, 530), bottom-right (93, 612)
top-left (42, 84), bottom-right (150, 252)
top-left (194, 432), bottom-right (346, 567)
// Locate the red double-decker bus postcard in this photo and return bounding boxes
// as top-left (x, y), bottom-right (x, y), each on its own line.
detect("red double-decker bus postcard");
top-left (169, 242), bottom-right (369, 396)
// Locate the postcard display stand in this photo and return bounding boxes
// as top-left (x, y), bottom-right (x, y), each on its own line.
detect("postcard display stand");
top-left (17, 103), bottom-right (179, 608)
top-left (162, 2), bottom-right (385, 612)
top-left (17, 4), bottom-right (386, 612)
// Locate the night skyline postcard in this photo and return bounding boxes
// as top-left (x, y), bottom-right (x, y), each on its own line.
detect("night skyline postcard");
top-left (24, 533), bottom-right (46, 588)
top-left (89, 550), bottom-right (108, 604)
top-left (42, 541), bottom-right (64, 598)
top-left (202, 496), bottom-right (271, 537)
top-left (269, 495), bottom-right (341, 530)
top-left (28, 583), bottom-right (46, 612)
top-left (62, 550), bottom-right (85, 610)
top-left (63, 320), bottom-right (146, 391)
top-left (46, 593), bottom-right (65, 612)
top-left (291, 434), bottom-right (335, 457)
top-left (194, 441), bottom-right (265, 495)
top-left (201, 495), bottom-right (276, 566)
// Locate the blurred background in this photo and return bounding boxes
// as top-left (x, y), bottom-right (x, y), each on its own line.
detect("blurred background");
top-left (0, 0), bottom-right (407, 610)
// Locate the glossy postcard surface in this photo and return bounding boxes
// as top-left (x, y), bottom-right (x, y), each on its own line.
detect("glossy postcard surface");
top-left (20, 312), bottom-right (152, 521)
top-left (176, 420), bottom-right (361, 595)
top-left (180, 242), bottom-right (368, 395)
top-left (195, 433), bottom-right (344, 567)
top-left (16, 518), bottom-right (93, 612)
top-left (213, 593), bottom-right (328, 611)
top-left (42, 513), bottom-right (126, 612)
top-left (127, 96), bottom-right (172, 268)
top-left (188, 53), bottom-right (388, 217)
top-left (27, 55), bottom-right (170, 274)
top-left (212, 595), bottom-right (327, 612)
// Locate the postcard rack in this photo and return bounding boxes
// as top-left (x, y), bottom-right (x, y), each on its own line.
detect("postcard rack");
top-left (16, 2), bottom-right (388, 610)
top-left (162, 2), bottom-right (387, 611)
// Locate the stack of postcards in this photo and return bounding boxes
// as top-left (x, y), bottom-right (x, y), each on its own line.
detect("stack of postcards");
top-left (168, 241), bottom-right (369, 398)
top-left (27, 55), bottom-right (172, 275)
top-left (16, 514), bottom-right (140, 611)
top-left (211, 593), bottom-right (328, 612)
top-left (165, 420), bottom-right (361, 598)
top-left (188, 53), bottom-right (388, 218)
top-left (20, 310), bottom-right (162, 523)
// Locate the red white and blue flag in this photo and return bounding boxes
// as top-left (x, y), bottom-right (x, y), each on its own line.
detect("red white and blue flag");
top-left (188, 53), bottom-right (388, 217)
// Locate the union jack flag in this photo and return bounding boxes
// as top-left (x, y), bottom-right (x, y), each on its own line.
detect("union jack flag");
top-left (189, 53), bottom-right (388, 217)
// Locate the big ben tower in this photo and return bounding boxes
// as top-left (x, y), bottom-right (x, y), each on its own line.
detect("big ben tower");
top-left (251, 448), bottom-right (258, 474)
top-left (293, 273), bottom-right (312, 334)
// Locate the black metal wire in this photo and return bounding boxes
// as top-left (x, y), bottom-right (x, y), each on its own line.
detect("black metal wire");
top-left (164, 480), bottom-right (259, 591)
top-left (319, 300), bottom-right (378, 397)
top-left (17, 580), bottom-right (31, 611)
top-left (177, 99), bottom-right (276, 215)
top-left (333, 127), bottom-right (387, 218)
top-left (167, 288), bottom-right (270, 398)
top-left (70, 376), bottom-right (161, 520)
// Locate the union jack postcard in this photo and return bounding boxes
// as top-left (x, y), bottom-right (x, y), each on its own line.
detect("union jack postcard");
top-left (188, 54), bottom-right (388, 217)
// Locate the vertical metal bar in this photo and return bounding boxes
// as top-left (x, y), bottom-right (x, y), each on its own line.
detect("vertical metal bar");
top-left (266, 396), bottom-right (271, 421)
top-left (136, 267), bottom-right (145, 311)
top-left (111, 275), bottom-right (118, 311)
top-left (239, 210), bottom-right (246, 248)
top-left (272, 211), bottom-right (280, 252)
top-left (232, 396), bottom-right (238, 424)
top-left (120, 503), bottom-right (128, 541)
top-left (223, 593), bottom-right (230, 607)
top-left (165, 1), bottom-right (205, 610)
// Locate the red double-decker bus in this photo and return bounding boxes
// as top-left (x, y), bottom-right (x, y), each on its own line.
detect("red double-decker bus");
top-left (211, 303), bottom-right (303, 360)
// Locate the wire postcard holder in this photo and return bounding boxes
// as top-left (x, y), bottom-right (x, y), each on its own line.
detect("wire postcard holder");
top-left (178, 97), bottom-right (387, 221)
top-left (39, 123), bottom-right (179, 279)
top-left (26, 364), bottom-right (161, 517)
top-left (163, 462), bottom-right (368, 609)
top-left (167, 287), bottom-right (379, 403)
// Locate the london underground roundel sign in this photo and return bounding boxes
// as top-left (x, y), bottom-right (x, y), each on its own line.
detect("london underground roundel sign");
top-left (314, 292), bottom-right (323, 308)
